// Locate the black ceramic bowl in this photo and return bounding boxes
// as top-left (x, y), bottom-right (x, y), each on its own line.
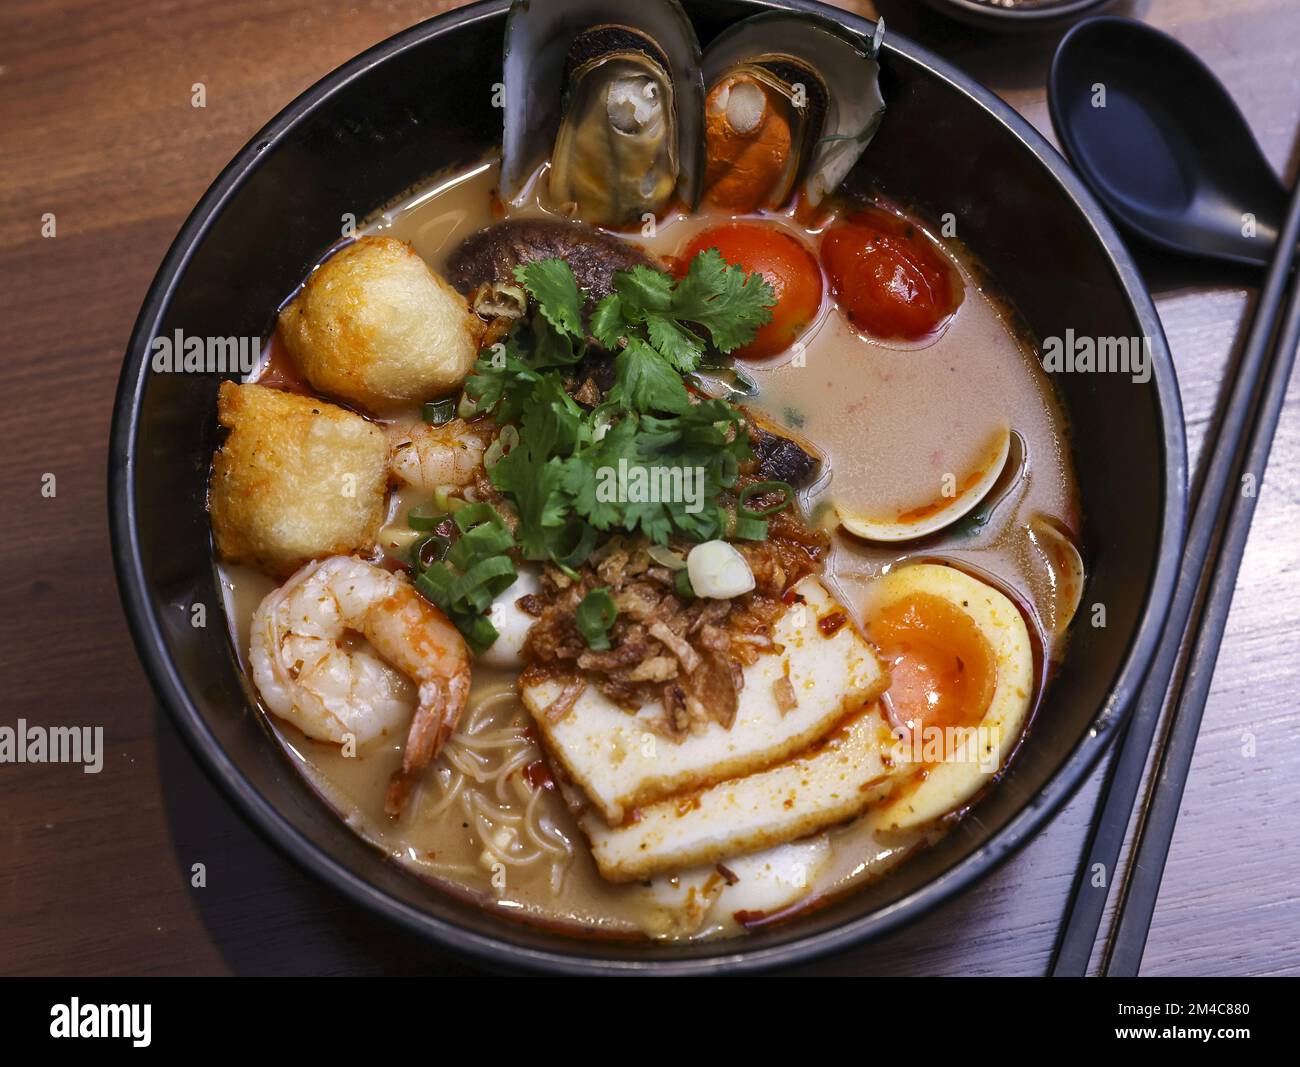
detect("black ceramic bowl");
top-left (109, 0), bottom-right (1185, 974)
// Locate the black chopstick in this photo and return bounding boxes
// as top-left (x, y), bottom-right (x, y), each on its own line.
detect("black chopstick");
top-left (1051, 176), bottom-right (1300, 977)
top-left (1104, 223), bottom-right (1300, 976)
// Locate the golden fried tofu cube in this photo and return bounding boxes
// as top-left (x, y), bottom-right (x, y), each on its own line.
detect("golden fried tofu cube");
top-left (210, 382), bottom-right (388, 577)
top-left (278, 236), bottom-right (481, 414)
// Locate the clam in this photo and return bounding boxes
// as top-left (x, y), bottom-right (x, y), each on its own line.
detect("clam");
top-left (500, 0), bottom-right (704, 227)
top-left (1025, 516), bottom-right (1086, 637)
top-left (701, 13), bottom-right (886, 212)
top-left (837, 425), bottom-right (1019, 543)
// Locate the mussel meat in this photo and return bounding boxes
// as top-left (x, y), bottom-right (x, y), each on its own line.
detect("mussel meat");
top-left (549, 25), bottom-right (678, 227)
top-left (501, 0), bottom-right (704, 228)
top-left (701, 13), bottom-right (886, 211)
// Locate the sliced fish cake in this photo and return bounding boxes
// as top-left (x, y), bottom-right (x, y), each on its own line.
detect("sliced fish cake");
top-left (521, 576), bottom-right (887, 825)
top-left (572, 702), bottom-right (897, 883)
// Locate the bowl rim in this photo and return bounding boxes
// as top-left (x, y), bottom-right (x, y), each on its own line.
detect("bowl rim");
top-left (108, 0), bottom-right (1187, 975)
top-left (917, 0), bottom-right (1113, 32)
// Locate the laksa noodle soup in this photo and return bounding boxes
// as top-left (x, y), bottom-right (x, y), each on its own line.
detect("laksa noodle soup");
top-left (210, 1), bottom-right (1083, 941)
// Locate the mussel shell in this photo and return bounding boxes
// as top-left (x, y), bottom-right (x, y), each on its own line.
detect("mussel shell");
top-left (561, 23), bottom-right (671, 89)
top-left (501, 0), bottom-right (704, 210)
top-left (701, 12), bottom-right (886, 207)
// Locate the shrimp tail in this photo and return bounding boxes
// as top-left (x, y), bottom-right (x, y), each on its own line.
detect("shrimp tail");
top-left (385, 668), bottom-right (471, 816)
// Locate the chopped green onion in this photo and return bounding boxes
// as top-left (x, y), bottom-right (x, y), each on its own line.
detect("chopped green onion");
top-left (414, 566), bottom-right (454, 603)
top-left (447, 555), bottom-right (517, 613)
top-left (551, 521), bottom-right (599, 570)
top-left (647, 544), bottom-right (687, 571)
top-left (433, 486), bottom-right (468, 514)
top-left (410, 532), bottom-right (452, 569)
top-left (674, 569), bottom-right (695, 599)
top-left (421, 397), bottom-right (457, 425)
top-left (456, 613), bottom-right (501, 656)
top-left (409, 501), bottom-right (517, 654)
top-left (407, 504), bottom-right (449, 531)
top-left (453, 501), bottom-right (508, 531)
top-left (732, 514), bottom-right (768, 541)
top-left (552, 560), bottom-right (581, 582)
top-left (484, 424), bottom-right (520, 470)
top-left (738, 480), bottom-right (795, 518)
top-left (576, 587), bottom-right (617, 650)
top-left (446, 522), bottom-right (511, 570)
top-left (686, 364), bottom-right (759, 400)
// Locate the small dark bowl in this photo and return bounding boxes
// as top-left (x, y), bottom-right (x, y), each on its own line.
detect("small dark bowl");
top-left (918, 0), bottom-right (1114, 33)
top-left (109, 0), bottom-right (1185, 974)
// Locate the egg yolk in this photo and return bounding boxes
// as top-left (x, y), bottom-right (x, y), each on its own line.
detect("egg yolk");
top-left (870, 592), bottom-right (997, 748)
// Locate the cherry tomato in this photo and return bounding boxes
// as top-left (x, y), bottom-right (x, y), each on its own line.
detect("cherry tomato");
top-left (820, 209), bottom-right (962, 341)
top-left (677, 223), bottom-right (823, 359)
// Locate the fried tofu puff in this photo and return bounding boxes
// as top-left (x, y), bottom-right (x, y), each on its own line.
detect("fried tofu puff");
top-left (210, 382), bottom-right (388, 577)
top-left (277, 236), bottom-right (481, 414)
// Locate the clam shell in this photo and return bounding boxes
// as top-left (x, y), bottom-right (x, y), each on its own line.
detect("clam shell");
top-left (838, 425), bottom-right (1015, 543)
top-left (1026, 516), bottom-right (1086, 637)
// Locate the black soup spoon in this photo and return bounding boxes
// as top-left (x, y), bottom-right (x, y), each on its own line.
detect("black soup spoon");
top-left (1049, 15), bottom-right (1287, 267)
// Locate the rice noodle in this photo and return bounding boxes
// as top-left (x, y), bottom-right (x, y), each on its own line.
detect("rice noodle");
top-left (419, 682), bottom-right (575, 894)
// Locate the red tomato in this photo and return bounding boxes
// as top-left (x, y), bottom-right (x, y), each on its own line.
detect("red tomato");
top-left (677, 223), bottom-right (823, 359)
top-left (820, 209), bottom-right (962, 341)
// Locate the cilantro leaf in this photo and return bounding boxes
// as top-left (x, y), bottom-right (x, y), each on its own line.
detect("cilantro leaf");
top-left (463, 250), bottom-right (777, 564)
top-left (669, 247), bottom-right (776, 353)
top-left (589, 293), bottom-right (627, 351)
top-left (514, 260), bottom-right (584, 340)
top-left (607, 337), bottom-right (691, 415)
top-left (464, 329), bottom-right (539, 420)
top-left (491, 444), bottom-right (571, 560)
top-left (643, 312), bottom-right (706, 371)
top-left (613, 265), bottom-right (675, 314)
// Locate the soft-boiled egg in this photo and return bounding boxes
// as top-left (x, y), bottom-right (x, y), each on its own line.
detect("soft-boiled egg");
top-left (836, 425), bottom-right (1013, 543)
top-left (475, 567), bottom-right (541, 669)
top-left (860, 562), bottom-right (1035, 831)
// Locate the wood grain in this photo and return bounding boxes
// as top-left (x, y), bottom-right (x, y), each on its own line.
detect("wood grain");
top-left (0, 0), bottom-right (1296, 976)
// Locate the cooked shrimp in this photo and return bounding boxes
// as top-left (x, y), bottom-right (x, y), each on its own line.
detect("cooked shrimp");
top-left (250, 555), bottom-right (470, 815)
top-left (387, 417), bottom-right (491, 491)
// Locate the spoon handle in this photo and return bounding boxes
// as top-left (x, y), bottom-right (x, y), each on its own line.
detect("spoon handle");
top-left (1052, 173), bottom-right (1300, 977)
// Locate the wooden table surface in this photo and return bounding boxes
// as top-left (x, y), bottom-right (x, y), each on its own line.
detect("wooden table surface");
top-left (1, 0), bottom-right (1297, 977)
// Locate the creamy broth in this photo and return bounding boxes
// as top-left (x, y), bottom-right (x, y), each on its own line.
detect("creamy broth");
top-left (218, 158), bottom-right (1078, 939)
